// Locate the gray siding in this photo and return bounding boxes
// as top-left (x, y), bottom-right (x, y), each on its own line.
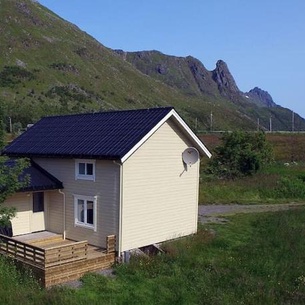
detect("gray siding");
top-left (46, 191), bottom-right (64, 234)
top-left (34, 158), bottom-right (120, 248)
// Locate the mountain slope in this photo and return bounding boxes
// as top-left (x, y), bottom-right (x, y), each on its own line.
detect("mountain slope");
top-left (0, 0), bottom-right (303, 132)
top-left (115, 50), bottom-right (305, 131)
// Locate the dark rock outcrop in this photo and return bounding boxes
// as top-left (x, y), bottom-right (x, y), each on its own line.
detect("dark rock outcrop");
top-left (212, 60), bottom-right (240, 96)
top-left (246, 87), bottom-right (277, 108)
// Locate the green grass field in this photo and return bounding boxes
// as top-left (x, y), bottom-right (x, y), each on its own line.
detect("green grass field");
top-left (200, 162), bottom-right (305, 204)
top-left (1, 208), bottom-right (305, 304)
top-left (199, 133), bottom-right (305, 204)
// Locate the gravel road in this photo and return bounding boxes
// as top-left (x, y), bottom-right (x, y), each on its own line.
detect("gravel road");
top-left (198, 203), bottom-right (305, 224)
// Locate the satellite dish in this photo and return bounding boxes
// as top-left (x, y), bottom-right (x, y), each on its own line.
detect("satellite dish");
top-left (182, 147), bottom-right (199, 166)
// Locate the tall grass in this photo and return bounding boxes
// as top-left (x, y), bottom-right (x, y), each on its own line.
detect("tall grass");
top-left (75, 208), bottom-right (305, 304)
top-left (200, 162), bottom-right (305, 204)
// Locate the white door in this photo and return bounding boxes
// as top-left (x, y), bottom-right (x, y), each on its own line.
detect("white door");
top-left (31, 192), bottom-right (46, 232)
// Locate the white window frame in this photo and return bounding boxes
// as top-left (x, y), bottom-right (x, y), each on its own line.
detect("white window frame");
top-left (74, 195), bottom-right (97, 231)
top-left (75, 159), bottom-right (96, 181)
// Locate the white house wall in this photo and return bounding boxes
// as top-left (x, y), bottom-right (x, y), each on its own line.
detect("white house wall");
top-left (3, 193), bottom-right (31, 236)
top-left (4, 191), bottom-right (55, 236)
top-left (121, 118), bottom-right (199, 252)
top-left (34, 158), bottom-right (120, 248)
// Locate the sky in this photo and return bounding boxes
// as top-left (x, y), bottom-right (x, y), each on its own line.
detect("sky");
top-left (38, 0), bottom-right (305, 118)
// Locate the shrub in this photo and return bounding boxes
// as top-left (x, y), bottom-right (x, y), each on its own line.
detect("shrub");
top-left (205, 131), bottom-right (273, 179)
top-left (275, 177), bottom-right (305, 199)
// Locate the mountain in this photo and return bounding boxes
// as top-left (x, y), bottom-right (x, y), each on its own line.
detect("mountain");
top-left (115, 50), bottom-right (304, 131)
top-left (0, 0), bottom-right (304, 132)
top-left (245, 87), bottom-right (277, 108)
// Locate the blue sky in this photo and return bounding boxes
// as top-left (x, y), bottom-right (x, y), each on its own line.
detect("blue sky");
top-left (39, 0), bottom-right (305, 118)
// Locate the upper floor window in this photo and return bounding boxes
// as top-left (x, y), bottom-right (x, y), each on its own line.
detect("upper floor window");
top-left (75, 159), bottom-right (96, 181)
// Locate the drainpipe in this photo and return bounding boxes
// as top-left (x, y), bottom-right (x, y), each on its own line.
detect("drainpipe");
top-left (58, 189), bottom-right (66, 240)
top-left (195, 159), bottom-right (200, 232)
top-left (113, 160), bottom-right (123, 260)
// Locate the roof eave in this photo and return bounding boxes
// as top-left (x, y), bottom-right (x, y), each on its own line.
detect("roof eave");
top-left (2, 152), bottom-right (121, 160)
top-left (19, 184), bottom-right (64, 192)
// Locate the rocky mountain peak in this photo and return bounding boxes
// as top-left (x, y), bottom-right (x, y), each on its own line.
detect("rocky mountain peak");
top-left (212, 60), bottom-right (240, 96)
top-left (246, 87), bottom-right (277, 108)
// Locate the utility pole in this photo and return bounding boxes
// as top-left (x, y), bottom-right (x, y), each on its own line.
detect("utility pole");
top-left (210, 111), bottom-right (213, 132)
top-left (269, 116), bottom-right (272, 133)
top-left (292, 111), bottom-right (295, 132)
top-left (8, 117), bottom-right (12, 133)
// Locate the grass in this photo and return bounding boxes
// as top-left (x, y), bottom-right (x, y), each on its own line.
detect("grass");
top-left (199, 133), bottom-right (305, 204)
top-left (66, 207), bottom-right (305, 304)
top-left (1, 208), bottom-right (305, 304)
top-left (200, 162), bottom-right (305, 204)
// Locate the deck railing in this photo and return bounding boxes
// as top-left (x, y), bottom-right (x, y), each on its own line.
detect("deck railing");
top-left (0, 235), bottom-right (88, 268)
top-left (0, 235), bottom-right (45, 267)
top-left (45, 241), bottom-right (88, 267)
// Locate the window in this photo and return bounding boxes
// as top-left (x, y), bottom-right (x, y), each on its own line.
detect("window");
top-left (33, 192), bottom-right (44, 213)
top-left (74, 195), bottom-right (97, 231)
top-left (75, 159), bottom-right (95, 181)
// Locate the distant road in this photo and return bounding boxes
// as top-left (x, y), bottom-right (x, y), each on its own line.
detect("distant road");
top-left (198, 203), bottom-right (305, 224)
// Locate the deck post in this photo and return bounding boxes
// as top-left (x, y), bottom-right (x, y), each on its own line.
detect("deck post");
top-left (106, 235), bottom-right (116, 253)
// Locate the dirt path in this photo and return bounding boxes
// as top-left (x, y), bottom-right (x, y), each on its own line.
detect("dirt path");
top-left (198, 203), bottom-right (305, 224)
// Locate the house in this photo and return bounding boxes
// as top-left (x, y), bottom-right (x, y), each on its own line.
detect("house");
top-left (2, 107), bottom-right (211, 260)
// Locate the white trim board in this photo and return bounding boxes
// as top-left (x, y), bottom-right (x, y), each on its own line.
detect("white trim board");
top-left (121, 109), bottom-right (212, 163)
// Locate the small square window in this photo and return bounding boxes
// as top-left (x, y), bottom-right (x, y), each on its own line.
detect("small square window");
top-left (75, 160), bottom-right (95, 181)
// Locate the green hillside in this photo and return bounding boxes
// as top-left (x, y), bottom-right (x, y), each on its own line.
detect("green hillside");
top-left (0, 0), bottom-right (303, 132)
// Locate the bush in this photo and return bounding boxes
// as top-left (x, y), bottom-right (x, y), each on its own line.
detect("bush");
top-left (205, 131), bottom-right (273, 179)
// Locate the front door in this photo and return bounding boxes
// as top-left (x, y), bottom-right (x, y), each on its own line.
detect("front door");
top-left (31, 192), bottom-right (46, 232)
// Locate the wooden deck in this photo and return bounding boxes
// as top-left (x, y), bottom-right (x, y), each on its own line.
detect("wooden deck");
top-left (0, 232), bottom-right (116, 287)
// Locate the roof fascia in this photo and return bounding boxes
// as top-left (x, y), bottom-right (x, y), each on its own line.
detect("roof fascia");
top-left (121, 109), bottom-right (212, 163)
top-left (171, 110), bottom-right (212, 158)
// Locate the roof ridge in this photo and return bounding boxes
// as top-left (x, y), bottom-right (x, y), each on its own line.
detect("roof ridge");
top-left (40, 107), bottom-right (174, 120)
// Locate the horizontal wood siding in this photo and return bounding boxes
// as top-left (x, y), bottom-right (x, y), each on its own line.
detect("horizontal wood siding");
top-left (46, 191), bottom-right (64, 234)
top-left (34, 158), bottom-right (119, 248)
top-left (44, 252), bottom-right (115, 287)
top-left (121, 119), bottom-right (199, 251)
top-left (4, 193), bottom-right (31, 236)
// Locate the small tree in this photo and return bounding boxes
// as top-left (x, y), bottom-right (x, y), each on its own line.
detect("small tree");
top-left (0, 115), bottom-right (29, 226)
top-left (206, 131), bottom-right (273, 179)
top-left (0, 157), bottom-right (29, 226)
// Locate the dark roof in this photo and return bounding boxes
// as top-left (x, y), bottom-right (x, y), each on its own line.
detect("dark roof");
top-left (5, 159), bottom-right (63, 192)
top-left (2, 107), bottom-right (174, 159)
